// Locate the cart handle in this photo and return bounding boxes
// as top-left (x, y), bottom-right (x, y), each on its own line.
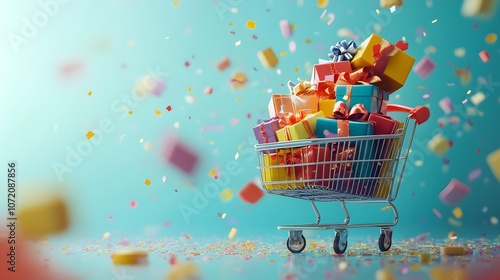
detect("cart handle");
top-left (387, 104), bottom-right (430, 125)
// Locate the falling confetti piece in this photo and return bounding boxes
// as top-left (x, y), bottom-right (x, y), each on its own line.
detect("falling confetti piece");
top-left (228, 228), bottom-right (237, 239)
top-left (433, 208), bottom-right (443, 219)
top-left (448, 217), bottom-right (462, 226)
top-left (219, 188), bottom-right (234, 202)
top-left (86, 131), bottom-right (94, 140)
top-left (155, 109), bottom-right (162, 116)
top-left (246, 20), bottom-right (256, 29)
top-left (235, 152), bottom-right (239, 160)
top-left (468, 168), bottom-right (481, 181)
top-left (103, 232), bottom-right (110, 239)
top-left (185, 95), bottom-right (196, 104)
top-left (317, 0), bottom-right (328, 8)
top-left (221, 213), bottom-right (226, 219)
top-left (162, 176), bottom-right (166, 183)
top-left (184, 61), bottom-right (190, 67)
top-left (87, 91), bottom-right (92, 96)
top-left (130, 200), bottom-right (137, 208)
top-left (454, 47), bottom-right (466, 58)
top-left (479, 50), bottom-right (490, 63)
top-left (230, 118), bottom-right (239, 125)
top-left (381, 206), bottom-right (392, 211)
top-left (470, 92), bottom-right (486, 105)
top-left (432, 19), bottom-right (438, 23)
top-left (144, 179), bottom-right (151, 186)
top-left (166, 105), bottom-right (172, 111)
top-left (235, 40), bottom-right (241, 46)
top-left (491, 217), bottom-right (498, 225)
top-left (452, 207), bottom-right (463, 219)
top-left (204, 86), bottom-right (213, 94)
top-left (108, 215), bottom-right (113, 220)
top-left (485, 33), bottom-right (497, 44)
top-left (448, 231), bottom-right (458, 239)
top-left (390, 5), bottom-right (396, 13)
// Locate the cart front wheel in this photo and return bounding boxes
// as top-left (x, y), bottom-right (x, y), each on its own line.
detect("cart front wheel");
top-left (333, 230), bottom-right (348, 254)
top-left (378, 228), bottom-right (393, 252)
top-left (287, 231), bottom-right (306, 253)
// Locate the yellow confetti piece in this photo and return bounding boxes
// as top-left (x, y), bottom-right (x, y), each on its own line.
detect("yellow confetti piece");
top-left (269, 260), bottom-right (275, 263)
top-left (466, 89), bottom-right (471, 95)
top-left (103, 232), bottom-right (110, 239)
top-left (412, 264), bottom-right (420, 271)
top-left (228, 22), bottom-right (233, 26)
top-left (144, 142), bottom-right (153, 150)
top-left (86, 131), bottom-right (94, 140)
top-left (317, 0), bottom-right (328, 8)
top-left (381, 206), bottom-right (392, 211)
top-left (305, 38), bottom-right (312, 44)
top-left (448, 231), bottom-right (458, 239)
top-left (491, 216), bottom-right (499, 225)
top-left (246, 20), bottom-right (256, 29)
top-left (221, 213), bottom-right (226, 219)
top-left (209, 169), bottom-right (218, 177)
top-left (280, 52), bottom-right (286, 56)
top-left (228, 227), bottom-right (237, 239)
top-left (145, 179), bottom-right (151, 186)
top-left (209, 141), bottom-right (215, 145)
top-left (187, 87), bottom-right (192, 92)
top-left (128, 41), bottom-right (134, 46)
top-left (452, 207), bottom-right (463, 219)
top-left (88, 91), bottom-right (92, 96)
top-left (154, 109), bottom-right (162, 115)
top-left (485, 33), bottom-right (497, 44)
top-left (432, 19), bottom-right (438, 23)
top-left (128, 110), bottom-right (133, 115)
top-left (219, 188), bottom-right (234, 202)
top-left (173, 0), bottom-right (179, 6)
top-left (294, 67), bottom-right (299, 72)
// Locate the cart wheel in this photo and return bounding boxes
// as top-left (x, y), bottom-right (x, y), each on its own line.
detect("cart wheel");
top-left (333, 230), bottom-right (348, 254)
top-left (378, 228), bottom-right (393, 252)
top-left (287, 231), bottom-right (306, 253)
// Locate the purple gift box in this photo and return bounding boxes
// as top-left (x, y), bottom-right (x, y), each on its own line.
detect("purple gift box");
top-left (253, 117), bottom-right (280, 146)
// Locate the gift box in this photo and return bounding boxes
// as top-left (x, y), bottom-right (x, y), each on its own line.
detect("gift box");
top-left (351, 33), bottom-right (415, 93)
top-left (335, 85), bottom-right (389, 115)
top-left (373, 120), bottom-right (404, 198)
top-left (253, 117), bottom-right (280, 145)
top-left (311, 60), bottom-right (352, 85)
top-left (289, 145), bottom-right (332, 187)
top-left (319, 99), bottom-right (336, 117)
top-left (261, 150), bottom-right (304, 191)
top-left (268, 94), bottom-right (295, 117)
top-left (276, 111), bottom-right (324, 141)
top-left (287, 80), bottom-right (319, 114)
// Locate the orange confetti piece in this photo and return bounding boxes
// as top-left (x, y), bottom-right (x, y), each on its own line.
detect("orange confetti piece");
top-left (246, 20), bottom-right (256, 29)
top-left (144, 179), bottom-right (151, 186)
top-left (86, 131), bottom-right (94, 140)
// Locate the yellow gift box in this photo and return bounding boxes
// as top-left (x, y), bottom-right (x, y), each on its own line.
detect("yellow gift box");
top-left (351, 33), bottom-right (415, 93)
top-left (261, 150), bottom-right (304, 191)
top-left (373, 120), bottom-right (404, 198)
top-left (319, 99), bottom-right (336, 117)
top-left (276, 111), bottom-right (324, 141)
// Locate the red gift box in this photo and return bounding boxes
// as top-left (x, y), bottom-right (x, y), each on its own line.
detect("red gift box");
top-left (286, 145), bottom-right (332, 187)
top-left (312, 61), bottom-right (353, 85)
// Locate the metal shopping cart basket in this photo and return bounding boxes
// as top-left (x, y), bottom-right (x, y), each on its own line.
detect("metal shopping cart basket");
top-left (254, 104), bottom-right (430, 254)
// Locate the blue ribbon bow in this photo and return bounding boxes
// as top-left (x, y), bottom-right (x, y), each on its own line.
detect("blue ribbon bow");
top-left (328, 40), bottom-right (357, 62)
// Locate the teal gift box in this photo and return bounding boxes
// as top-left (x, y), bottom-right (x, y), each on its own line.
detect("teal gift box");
top-left (335, 85), bottom-right (389, 115)
top-left (315, 117), bottom-right (377, 196)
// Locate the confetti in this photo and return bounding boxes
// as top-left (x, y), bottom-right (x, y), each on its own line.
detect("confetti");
top-left (413, 56), bottom-right (436, 79)
top-left (144, 179), bottom-right (151, 186)
top-left (431, 19), bottom-right (438, 23)
top-left (230, 72), bottom-right (248, 89)
top-left (86, 131), bottom-right (94, 140)
top-left (103, 232), bottom-right (110, 239)
top-left (448, 217), bottom-right (462, 226)
top-left (219, 188), bottom-right (234, 202)
top-left (228, 228), bottom-right (237, 239)
top-left (491, 216), bottom-right (499, 225)
top-left (217, 57), bottom-right (231, 71)
top-left (468, 168), bottom-right (481, 181)
top-left (184, 61), bottom-right (190, 67)
top-left (487, 148), bottom-right (500, 181)
top-left (381, 206), bottom-right (392, 211)
top-left (448, 231), bottom-right (458, 239)
top-left (438, 97), bottom-right (454, 114)
top-left (452, 207), bottom-right (463, 219)
top-left (235, 152), bottom-right (239, 160)
top-left (239, 181), bottom-right (264, 204)
top-left (289, 40), bottom-right (296, 53)
top-left (87, 91), bottom-right (92, 96)
top-left (246, 20), bottom-right (256, 29)
top-left (461, 0), bottom-right (497, 18)
top-left (111, 248), bottom-right (148, 265)
top-left (166, 105), bottom-right (172, 111)
top-left (485, 33), bottom-right (497, 44)
top-left (375, 266), bottom-right (395, 280)
top-left (257, 47), bottom-right (279, 68)
top-left (427, 133), bottom-right (451, 155)
top-left (235, 40), bottom-right (241, 46)
top-left (439, 178), bottom-right (470, 205)
top-left (419, 253), bottom-right (431, 265)
top-left (479, 50), bottom-right (490, 63)
top-left (470, 91), bottom-right (486, 105)
top-left (454, 47), bottom-right (466, 58)
top-left (162, 176), bottom-right (166, 183)
top-left (221, 213), bottom-right (226, 219)
top-left (130, 200), bottom-right (137, 208)
top-left (155, 109), bottom-right (162, 116)
top-left (162, 136), bottom-right (200, 175)
top-left (440, 246), bottom-right (465, 256)
top-left (317, 0), bottom-right (328, 8)
top-left (279, 20), bottom-right (292, 37)
top-left (204, 86), bottom-right (213, 94)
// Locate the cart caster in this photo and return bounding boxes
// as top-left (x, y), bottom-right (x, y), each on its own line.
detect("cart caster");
top-left (333, 229), bottom-right (348, 254)
top-left (287, 230), bottom-right (306, 253)
top-left (378, 228), bottom-right (392, 252)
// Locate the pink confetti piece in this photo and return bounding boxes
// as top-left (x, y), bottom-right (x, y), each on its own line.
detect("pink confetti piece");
top-left (468, 168), bottom-right (481, 181)
top-left (415, 232), bottom-right (429, 242)
top-left (439, 178), bottom-right (471, 205)
top-left (204, 86), bottom-right (213, 94)
top-left (413, 56), bottom-right (436, 79)
top-left (108, 215), bottom-right (113, 220)
top-left (230, 118), bottom-right (239, 125)
top-left (479, 50), bottom-right (490, 63)
top-left (279, 20), bottom-right (292, 37)
top-left (130, 200), bottom-right (137, 208)
top-left (433, 208), bottom-right (442, 218)
top-left (462, 99), bottom-right (468, 104)
top-left (252, 35), bottom-right (258, 40)
top-left (289, 40), bottom-right (296, 53)
top-left (449, 117), bottom-right (460, 124)
top-left (184, 61), bottom-right (190, 67)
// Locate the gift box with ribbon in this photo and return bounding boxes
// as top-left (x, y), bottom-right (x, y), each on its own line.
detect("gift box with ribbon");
top-left (261, 150), bottom-right (304, 191)
top-left (287, 80), bottom-right (319, 114)
top-left (268, 94), bottom-right (295, 118)
top-left (329, 40), bottom-right (358, 62)
top-left (287, 145), bottom-right (332, 187)
top-left (335, 84), bottom-right (389, 115)
top-left (276, 111), bottom-right (324, 141)
top-left (311, 60), bottom-right (353, 85)
top-left (319, 99), bottom-right (336, 117)
top-left (351, 33), bottom-right (415, 93)
top-left (253, 117), bottom-right (280, 145)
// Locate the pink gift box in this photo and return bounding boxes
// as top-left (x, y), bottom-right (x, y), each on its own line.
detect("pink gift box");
top-left (439, 178), bottom-right (471, 205)
top-left (311, 60), bottom-right (352, 85)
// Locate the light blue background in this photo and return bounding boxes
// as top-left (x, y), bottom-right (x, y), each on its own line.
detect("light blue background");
top-left (1, 0), bottom-right (499, 242)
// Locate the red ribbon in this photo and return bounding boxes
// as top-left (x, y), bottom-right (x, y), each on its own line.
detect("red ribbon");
top-left (330, 101), bottom-right (368, 137)
top-left (259, 123), bottom-right (268, 143)
top-left (279, 110), bottom-right (308, 127)
top-left (316, 80), bottom-right (336, 100)
top-left (334, 67), bottom-right (382, 86)
top-left (371, 42), bottom-right (397, 75)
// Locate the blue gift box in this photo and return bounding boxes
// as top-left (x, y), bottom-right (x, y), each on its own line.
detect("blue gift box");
top-left (335, 85), bottom-right (389, 115)
top-left (315, 117), bottom-right (377, 197)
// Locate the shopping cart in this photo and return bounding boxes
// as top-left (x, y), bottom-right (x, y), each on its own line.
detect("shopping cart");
top-left (255, 104), bottom-right (430, 254)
